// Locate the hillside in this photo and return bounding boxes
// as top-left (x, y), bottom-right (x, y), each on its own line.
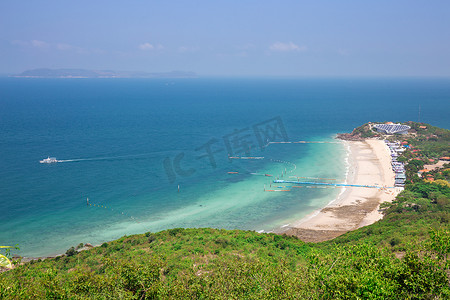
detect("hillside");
top-left (1, 123), bottom-right (449, 299)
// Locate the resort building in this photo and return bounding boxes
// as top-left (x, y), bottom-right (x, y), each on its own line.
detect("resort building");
top-left (384, 140), bottom-right (407, 187)
top-left (373, 123), bottom-right (411, 135)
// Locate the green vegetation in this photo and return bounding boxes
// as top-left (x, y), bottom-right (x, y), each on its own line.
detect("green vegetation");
top-left (393, 122), bottom-right (450, 185)
top-left (1, 123), bottom-right (449, 299)
top-left (0, 246), bottom-right (15, 269)
top-left (388, 122), bottom-right (449, 162)
top-left (406, 122), bottom-right (450, 159)
top-left (352, 123), bottom-right (378, 138)
top-left (1, 222), bottom-right (449, 298)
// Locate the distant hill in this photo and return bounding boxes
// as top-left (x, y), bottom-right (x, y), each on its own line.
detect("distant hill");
top-left (12, 68), bottom-right (197, 78)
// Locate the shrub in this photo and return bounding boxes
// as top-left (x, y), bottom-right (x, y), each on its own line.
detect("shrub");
top-left (65, 247), bottom-right (77, 257)
top-left (148, 235), bottom-right (156, 243)
top-left (168, 228), bottom-right (184, 236)
top-left (390, 237), bottom-right (401, 247)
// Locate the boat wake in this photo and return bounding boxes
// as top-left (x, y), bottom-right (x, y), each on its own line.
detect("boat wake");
top-left (40, 153), bottom-right (154, 164)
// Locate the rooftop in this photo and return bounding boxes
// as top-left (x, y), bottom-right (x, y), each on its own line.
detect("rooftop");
top-left (373, 123), bottom-right (411, 135)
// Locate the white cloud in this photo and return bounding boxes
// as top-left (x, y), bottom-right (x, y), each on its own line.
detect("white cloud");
top-left (56, 43), bottom-right (73, 50)
top-left (31, 40), bottom-right (49, 48)
top-left (139, 43), bottom-right (164, 51)
top-left (269, 42), bottom-right (306, 52)
top-left (139, 42), bottom-right (154, 50)
top-left (56, 43), bottom-right (90, 54)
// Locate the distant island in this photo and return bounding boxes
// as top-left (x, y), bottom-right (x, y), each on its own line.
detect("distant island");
top-left (11, 68), bottom-right (197, 78)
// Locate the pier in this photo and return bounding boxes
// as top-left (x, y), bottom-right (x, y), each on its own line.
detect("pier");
top-left (228, 156), bottom-right (264, 159)
top-left (268, 141), bottom-right (340, 144)
top-left (273, 180), bottom-right (393, 189)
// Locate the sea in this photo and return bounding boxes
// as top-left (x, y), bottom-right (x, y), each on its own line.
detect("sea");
top-left (1, 77), bottom-right (449, 257)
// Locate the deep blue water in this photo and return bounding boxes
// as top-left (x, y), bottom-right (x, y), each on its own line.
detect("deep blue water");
top-left (0, 77), bottom-right (449, 257)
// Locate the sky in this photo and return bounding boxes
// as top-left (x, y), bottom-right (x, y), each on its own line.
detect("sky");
top-left (1, 1), bottom-right (449, 76)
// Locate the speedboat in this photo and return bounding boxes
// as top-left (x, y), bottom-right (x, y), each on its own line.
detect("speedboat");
top-left (40, 157), bottom-right (58, 164)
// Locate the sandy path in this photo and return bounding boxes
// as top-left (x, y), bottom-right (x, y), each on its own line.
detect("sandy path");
top-left (283, 140), bottom-right (400, 242)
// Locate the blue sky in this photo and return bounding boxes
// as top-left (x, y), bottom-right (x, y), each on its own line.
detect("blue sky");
top-left (1, 1), bottom-right (449, 76)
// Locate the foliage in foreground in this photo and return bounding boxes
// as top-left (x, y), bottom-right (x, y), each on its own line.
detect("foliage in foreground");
top-left (1, 222), bottom-right (449, 299)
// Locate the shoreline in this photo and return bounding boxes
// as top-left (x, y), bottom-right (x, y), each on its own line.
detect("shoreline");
top-left (16, 139), bottom-right (398, 260)
top-left (279, 139), bottom-right (400, 242)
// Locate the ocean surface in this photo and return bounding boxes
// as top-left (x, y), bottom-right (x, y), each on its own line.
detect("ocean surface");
top-left (1, 77), bottom-right (449, 257)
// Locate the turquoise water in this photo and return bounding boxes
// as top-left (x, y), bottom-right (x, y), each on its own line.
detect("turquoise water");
top-left (1, 77), bottom-right (449, 257)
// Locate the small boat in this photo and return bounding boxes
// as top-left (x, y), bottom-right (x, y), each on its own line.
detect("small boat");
top-left (265, 174), bottom-right (273, 177)
top-left (40, 157), bottom-right (58, 164)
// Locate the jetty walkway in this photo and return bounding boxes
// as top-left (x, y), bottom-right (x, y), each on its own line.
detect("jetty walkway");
top-left (273, 180), bottom-right (393, 189)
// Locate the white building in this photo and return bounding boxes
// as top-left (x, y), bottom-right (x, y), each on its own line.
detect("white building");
top-left (374, 124), bottom-right (410, 135)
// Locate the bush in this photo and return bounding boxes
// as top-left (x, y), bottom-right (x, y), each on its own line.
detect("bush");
top-left (390, 237), bottom-right (401, 247)
top-left (65, 247), bottom-right (77, 257)
top-left (168, 228), bottom-right (184, 236)
top-left (148, 235), bottom-right (156, 243)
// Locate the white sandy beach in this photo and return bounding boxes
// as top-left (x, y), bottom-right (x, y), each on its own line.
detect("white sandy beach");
top-left (285, 139), bottom-right (401, 242)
